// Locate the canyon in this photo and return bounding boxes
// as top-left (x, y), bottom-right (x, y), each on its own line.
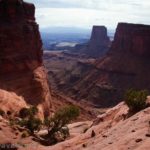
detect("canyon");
top-left (44, 23), bottom-right (150, 108)
top-left (0, 0), bottom-right (150, 150)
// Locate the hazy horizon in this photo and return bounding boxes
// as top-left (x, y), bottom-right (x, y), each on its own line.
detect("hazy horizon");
top-left (25, 0), bottom-right (150, 30)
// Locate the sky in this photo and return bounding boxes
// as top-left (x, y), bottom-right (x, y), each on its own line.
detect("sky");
top-left (25, 0), bottom-right (150, 29)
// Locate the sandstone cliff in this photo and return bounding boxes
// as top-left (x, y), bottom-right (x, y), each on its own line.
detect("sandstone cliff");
top-left (73, 26), bottom-right (111, 58)
top-left (0, 0), bottom-right (52, 116)
top-left (110, 23), bottom-right (150, 56)
top-left (87, 26), bottom-right (111, 57)
top-left (60, 23), bottom-right (150, 107)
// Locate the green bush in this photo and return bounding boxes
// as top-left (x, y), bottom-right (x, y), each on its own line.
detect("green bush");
top-left (53, 105), bottom-right (80, 125)
top-left (21, 131), bottom-right (29, 138)
top-left (60, 126), bottom-right (69, 138)
top-left (9, 119), bottom-right (15, 126)
top-left (18, 106), bottom-right (41, 134)
top-left (124, 89), bottom-right (148, 113)
top-left (19, 117), bottom-right (42, 134)
top-left (19, 106), bottom-right (38, 118)
top-left (44, 105), bottom-right (80, 142)
top-left (19, 108), bottom-right (30, 118)
top-left (29, 106), bottom-right (38, 116)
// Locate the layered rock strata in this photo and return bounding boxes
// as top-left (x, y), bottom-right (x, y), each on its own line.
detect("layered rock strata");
top-left (0, 0), bottom-right (52, 116)
top-left (63, 23), bottom-right (150, 107)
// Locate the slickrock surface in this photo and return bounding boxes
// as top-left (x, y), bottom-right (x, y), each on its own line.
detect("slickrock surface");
top-left (0, 102), bottom-right (150, 150)
top-left (0, 0), bottom-right (52, 117)
top-left (0, 89), bottom-right (27, 113)
top-left (42, 102), bottom-right (150, 150)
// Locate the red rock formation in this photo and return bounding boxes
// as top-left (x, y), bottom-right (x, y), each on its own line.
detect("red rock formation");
top-left (72, 26), bottom-right (111, 58)
top-left (61, 23), bottom-right (150, 107)
top-left (88, 26), bottom-right (110, 57)
top-left (0, 0), bottom-right (52, 116)
top-left (45, 102), bottom-right (150, 150)
top-left (110, 23), bottom-right (150, 56)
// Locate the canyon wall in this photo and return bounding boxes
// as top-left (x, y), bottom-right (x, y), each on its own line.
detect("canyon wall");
top-left (110, 23), bottom-right (150, 56)
top-left (0, 0), bottom-right (52, 116)
top-left (62, 23), bottom-right (150, 107)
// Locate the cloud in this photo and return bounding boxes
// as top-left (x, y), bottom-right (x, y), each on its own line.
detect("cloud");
top-left (25, 0), bottom-right (150, 10)
top-left (25, 0), bottom-right (150, 29)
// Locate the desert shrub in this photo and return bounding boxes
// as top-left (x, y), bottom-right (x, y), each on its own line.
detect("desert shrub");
top-left (26, 117), bottom-right (42, 134)
top-left (19, 108), bottom-right (30, 118)
top-left (9, 119), bottom-right (17, 126)
top-left (44, 105), bottom-right (80, 143)
top-left (19, 117), bottom-right (42, 134)
top-left (53, 105), bottom-right (80, 125)
top-left (60, 126), bottom-right (69, 138)
top-left (18, 106), bottom-right (41, 134)
top-left (29, 106), bottom-right (38, 116)
top-left (124, 89), bottom-right (148, 113)
top-left (21, 131), bottom-right (29, 138)
top-left (19, 106), bottom-right (38, 119)
top-left (0, 109), bottom-right (5, 116)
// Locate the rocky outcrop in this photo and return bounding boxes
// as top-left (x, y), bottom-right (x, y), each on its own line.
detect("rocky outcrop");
top-left (32, 101), bottom-right (149, 150)
top-left (72, 26), bottom-right (111, 58)
top-left (1, 101), bottom-right (150, 149)
top-left (0, 0), bottom-right (52, 116)
top-left (0, 89), bottom-right (27, 113)
top-left (87, 26), bottom-right (111, 57)
top-left (110, 23), bottom-right (150, 56)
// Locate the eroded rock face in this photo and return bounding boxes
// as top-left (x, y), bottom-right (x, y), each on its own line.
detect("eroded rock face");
top-left (62, 23), bottom-right (150, 107)
top-left (0, 0), bottom-right (52, 116)
top-left (111, 23), bottom-right (150, 56)
top-left (87, 26), bottom-right (110, 57)
top-left (0, 89), bottom-right (27, 113)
